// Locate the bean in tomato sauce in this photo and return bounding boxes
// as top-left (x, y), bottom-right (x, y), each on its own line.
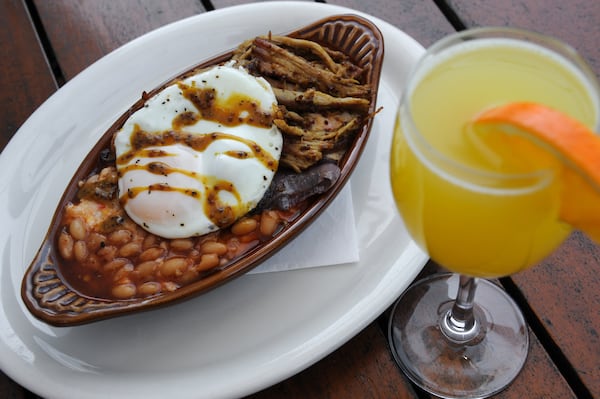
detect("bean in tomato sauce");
top-left (56, 166), bottom-right (300, 300)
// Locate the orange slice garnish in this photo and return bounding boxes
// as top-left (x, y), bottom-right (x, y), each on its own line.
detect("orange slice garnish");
top-left (471, 102), bottom-right (600, 241)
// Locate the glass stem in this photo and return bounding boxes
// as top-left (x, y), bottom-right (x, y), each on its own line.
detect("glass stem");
top-left (440, 275), bottom-right (480, 343)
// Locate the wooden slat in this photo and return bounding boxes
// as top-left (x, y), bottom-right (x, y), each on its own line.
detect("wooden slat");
top-left (3, 377), bottom-right (37, 399)
top-left (446, 0), bottom-right (600, 79)
top-left (246, 322), bottom-right (419, 399)
top-left (0, 372), bottom-right (28, 399)
top-left (324, 0), bottom-right (455, 46)
top-left (496, 330), bottom-right (576, 398)
top-left (213, 0), bottom-right (314, 7)
top-left (0, 0), bottom-right (57, 150)
top-left (211, 0), bottom-right (455, 47)
top-left (445, 1), bottom-right (600, 395)
top-left (513, 232), bottom-right (600, 397)
top-left (32, 0), bottom-right (207, 80)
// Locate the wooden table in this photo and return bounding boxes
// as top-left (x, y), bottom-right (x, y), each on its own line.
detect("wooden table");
top-left (1, 1), bottom-right (598, 398)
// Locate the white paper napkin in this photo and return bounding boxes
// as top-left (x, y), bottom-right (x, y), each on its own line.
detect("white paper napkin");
top-left (249, 183), bottom-right (359, 273)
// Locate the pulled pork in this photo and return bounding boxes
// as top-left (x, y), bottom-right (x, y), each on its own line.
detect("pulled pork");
top-left (232, 35), bottom-right (373, 173)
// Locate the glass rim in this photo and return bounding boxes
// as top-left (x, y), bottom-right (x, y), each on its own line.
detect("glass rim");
top-left (399, 26), bottom-right (600, 193)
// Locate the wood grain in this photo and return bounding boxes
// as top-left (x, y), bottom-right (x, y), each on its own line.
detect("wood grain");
top-left (325, 0), bottom-right (455, 46)
top-left (0, 0), bottom-right (57, 149)
top-left (212, 0), bottom-right (455, 47)
top-left (513, 232), bottom-right (600, 397)
top-left (33, 0), bottom-right (207, 80)
top-left (445, 0), bottom-right (600, 78)
top-left (495, 330), bottom-right (576, 398)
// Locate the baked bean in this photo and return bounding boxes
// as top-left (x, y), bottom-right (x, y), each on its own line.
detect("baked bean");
top-left (87, 232), bottom-right (107, 252)
top-left (135, 260), bottom-right (159, 278)
top-left (104, 258), bottom-right (129, 272)
top-left (178, 270), bottom-right (198, 285)
top-left (160, 257), bottom-right (189, 277)
top-left (142, 234), bottom-right (158, 250)
top-left (139, 247), bottom-right (165, 262)
top-left (73, 240), bottom-right (89, 262)
top-left (119, 242), bottom-right (142, 257)
top-left (114, 264), bottom-right (134, 282)
top-left (188, 249), bottom-right (201, 261)
top-left (239, 231), bottom-right (260, 243)
top-left (260, 211), bottom-right (280, 236)
top-left (231, 217), bottom-right (258, 236)
top-left (108, 229), bottom-right (132, 245)
top-left (226, 238), bottom-right (241, 259)
top-left (112, 283), bottom-right (136, 299)
top-left (58, 231), bottom-right (74, 260)
top-left (170, 238), bottom-right (194, 252)
top-left (59, 172), bottom-right (302, 300)
top-left (138, 281), bottom-right (161, 296)
top-left (133, 226), bottom-right (148, 241)
top-left (162, 281), bottom-right (179, 292)
top-left (195, 253), bottom-right (220, 271)
top-left (200, 241), bottom-right (228, 255)
top-left (69, 217), bottom-right (87, 240)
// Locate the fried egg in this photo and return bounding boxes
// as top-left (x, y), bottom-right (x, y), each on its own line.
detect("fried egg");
top-left (113, 65), bottom-right (282, 239)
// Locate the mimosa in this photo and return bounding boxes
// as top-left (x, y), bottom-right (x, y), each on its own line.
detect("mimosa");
top-left (391, 38), bottom-right (598, 277)
top-left (387, 28), bottom-right (600, 399)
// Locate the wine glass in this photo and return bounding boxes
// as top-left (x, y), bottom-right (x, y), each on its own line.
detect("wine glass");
top-left (388, 27), bottom-right (600, 398)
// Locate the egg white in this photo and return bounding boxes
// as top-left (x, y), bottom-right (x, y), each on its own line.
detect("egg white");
top-left (114, 65), bottom-right (282, 238)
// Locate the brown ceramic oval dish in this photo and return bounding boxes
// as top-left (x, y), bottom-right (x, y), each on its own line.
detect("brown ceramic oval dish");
top-left (21, 14), bottom-right (384, 326)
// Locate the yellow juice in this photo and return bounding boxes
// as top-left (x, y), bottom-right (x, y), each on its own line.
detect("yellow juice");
top-left (391, 38), bottom-right (599, 277)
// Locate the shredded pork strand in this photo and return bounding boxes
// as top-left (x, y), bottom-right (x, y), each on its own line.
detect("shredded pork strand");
top-left (273, 88), bottom-right (370, 112)
top-left (232, 35), bottom-right (373, 172)
top-left (269, 35), bottom-right (341, 74)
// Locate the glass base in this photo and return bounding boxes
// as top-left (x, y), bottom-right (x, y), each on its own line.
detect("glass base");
top-left (388, 273), bottom-right (528, 399)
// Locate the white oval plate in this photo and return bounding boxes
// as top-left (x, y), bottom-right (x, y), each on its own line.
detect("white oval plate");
top-left (0, 2), bottom-right (427, 398)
